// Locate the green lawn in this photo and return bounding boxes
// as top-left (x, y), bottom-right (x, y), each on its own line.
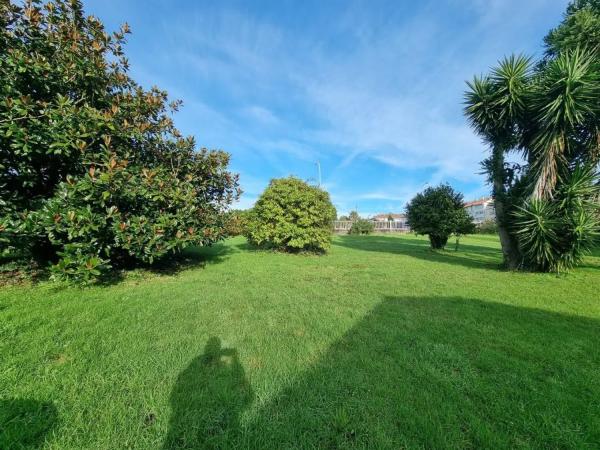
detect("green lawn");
top-left (1, 234), bottom-right (599, 449)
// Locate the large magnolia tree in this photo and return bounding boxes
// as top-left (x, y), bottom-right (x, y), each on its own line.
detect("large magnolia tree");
top-left (464, 0), bottom-right (600, 272)
top-left (0, 1), bottom-right (240, 281)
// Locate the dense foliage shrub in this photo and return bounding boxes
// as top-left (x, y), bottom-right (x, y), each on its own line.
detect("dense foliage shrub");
top-left (0, 1), bottom-right (239, 281)
top-left (348, 211), bottom-right (360, 222)
top-left (477, 220), bottom-right (498, 235)
top-left (406, 184), bottom-right (476, 249)
top-left (245, 177), bottom-right (336, 252)
top-left (224, 210), bottom-right (249, 237)
top-left (513, 166), bottom-right (600, 273)
top-left (349, 219), bottom-right (374, 235)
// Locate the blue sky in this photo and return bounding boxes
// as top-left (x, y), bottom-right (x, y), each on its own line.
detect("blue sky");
top-left (87, 0), bottom-right (568, 217)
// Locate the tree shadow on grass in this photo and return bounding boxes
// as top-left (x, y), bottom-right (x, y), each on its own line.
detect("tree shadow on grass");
top-left (164, 297), bottom-right (600, 449)
top-left (579, 247), bottom-right (600, 270)
top-left (0, 258), bottom-right (50, 287)
top-left (148, 243), bottom-right (234, 276)
top-left (0, 243), bottom-right (234, 287)
top-left (233, 241), bottom-right (254, 252)
top-left (336, 234), bottom-right (503, 270)
top-left (97, 243), bottom-right (235, 286)
top-left (0, 398), bottom-right (58, 449)
top-left (233, 241), bottom-right (327, 255)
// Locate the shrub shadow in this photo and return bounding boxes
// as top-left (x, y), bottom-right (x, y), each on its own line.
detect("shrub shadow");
top-left (579, 247), bottom-right (600, 269)
top-left (164, 297), bottom-right (600, 449)
top-left (147, 243), bottom-right (234, 276)
top-left (96, 243), bottom-right (234, 286)
top-left (235, 241), bottom-right (327, 255)
top-left (336, 234), bottom-right (503, 270)
top-left (0, 398), bottom-right (58, 449)
top-left (0, 259), bottom-right (51, 286)
top-left (233, 241), bottom-right (254, 252)
top-left (1, 242), bottom-right (234, 287)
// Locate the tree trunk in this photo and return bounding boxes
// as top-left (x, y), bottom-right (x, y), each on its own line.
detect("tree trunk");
top-left (496, 206), bottom-right (520, 269)
top-left (491, 146), bottom-right (521, 269)
top-left (429, 234), bottom-right (449, 249)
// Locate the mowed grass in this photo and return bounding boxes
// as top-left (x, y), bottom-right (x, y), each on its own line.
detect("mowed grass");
top-left (1, 234), bottom-right (600, 449)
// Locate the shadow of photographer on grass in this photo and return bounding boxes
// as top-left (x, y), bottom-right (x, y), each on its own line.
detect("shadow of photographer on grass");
top-left (163, 297), bottom-right (600, 449)
top-left (0, 398), bottom-right (58, 449)
top-left (163, 337), bottom-right (253, 449)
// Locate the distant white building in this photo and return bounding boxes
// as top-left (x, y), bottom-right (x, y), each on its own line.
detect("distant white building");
top-left (371, 213), bottom-right (410, 232)
top-left (464, 198), bottom-right (495, 225)
top-left (332, 213), bottom-right (410, 233)
top-left (372, 213), bottom-right (406, 223)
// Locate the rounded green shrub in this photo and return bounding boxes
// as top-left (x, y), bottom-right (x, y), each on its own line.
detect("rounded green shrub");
top-left (406, 184), bottom-right (475, 249)
top-left (245, 177), bottom-right (336, 252)
top-left (477, 219), bottom-right (498, 234)
top-left (349, 219), bottom-right (374, 235)
top-left (224, 210), bottom-right (250, 237)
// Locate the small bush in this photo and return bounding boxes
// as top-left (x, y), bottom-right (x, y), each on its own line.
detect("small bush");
top-left (349, 219), bottom-right (374, 235)
top-left (406, 184), bottom-right (476, 249)
top-left (245, 177), bottom-right (336, 252)
top-left (224, 210), bottom-right (249, 237)
top-left (478, 220), bottom-right (498, 234)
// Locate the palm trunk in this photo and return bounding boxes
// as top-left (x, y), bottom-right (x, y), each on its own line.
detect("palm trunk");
top-left (491, 146), bottom-right (521, 269)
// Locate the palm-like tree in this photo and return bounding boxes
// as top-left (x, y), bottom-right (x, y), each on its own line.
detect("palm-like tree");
top-left (464, 55), bottom-right (531, 268)
top-left (464, 48), bottom-right (600, 271)
top-left (529, 48), bottom-right (600, 198)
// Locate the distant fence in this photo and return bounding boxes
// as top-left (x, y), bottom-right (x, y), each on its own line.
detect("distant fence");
top-left (333, 220), bottom-right (410, 233)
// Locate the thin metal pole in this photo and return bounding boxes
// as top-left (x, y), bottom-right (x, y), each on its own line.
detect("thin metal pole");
top-left (316, 161), bottom-right (322, 188)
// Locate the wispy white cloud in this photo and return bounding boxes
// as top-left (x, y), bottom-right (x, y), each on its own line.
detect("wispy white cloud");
top-left (240, 105), bottom-right (280, 125)
top-left (95, 0), bottom-right (568, 213)
top-left (232, 195), bottom-right (258, 211)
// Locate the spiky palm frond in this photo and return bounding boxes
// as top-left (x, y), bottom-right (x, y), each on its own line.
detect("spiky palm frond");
top-left (562, 206), bottom-right (600, 268)
top-left (529, 48), bottom-right (600, 198)
top-left (513, 164), bottom-right (600, 272)
top-left (536, 48), bottom-right (598, 128)
top-left (464, 54), bottom-right (532, 151)
top-left (556, 164), bottom-right (600, 208)
top-left (490, 54), bottom-right (533, 125)
top-left (513, 199), bottom-right (562, 271)
top-left (530, 133), bottom-right (567, 199)
top-left (464, 75), bottom-right (500, 141)
top-left (590, 126), bottom-right (600, 162)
